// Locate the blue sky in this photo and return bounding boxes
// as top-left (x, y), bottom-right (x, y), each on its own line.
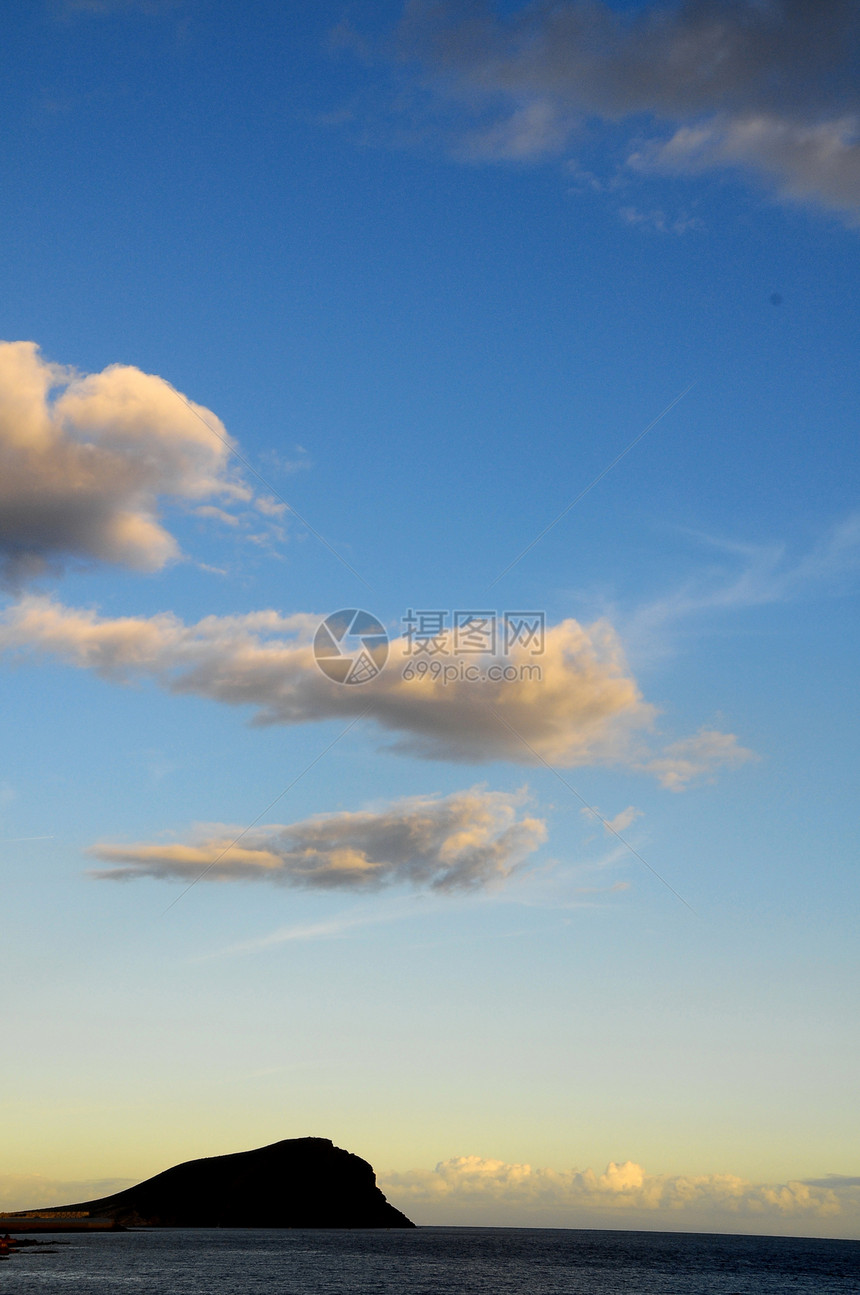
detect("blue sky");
top-left (0, 0), bottom-right (858, 1236)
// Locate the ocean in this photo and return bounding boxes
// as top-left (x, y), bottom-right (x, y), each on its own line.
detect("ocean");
top-left (3, 1226), bottom-right (859, 1294)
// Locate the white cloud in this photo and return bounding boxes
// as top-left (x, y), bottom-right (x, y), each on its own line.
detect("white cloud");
top-left (0, 341), bottom-right (250, 584)
top-left (381, 1154), bottom-right (856, 1233)
top-left (0, 595), bottom-right (748, 779)
top-left (88, 787), bottom-right (547, 891)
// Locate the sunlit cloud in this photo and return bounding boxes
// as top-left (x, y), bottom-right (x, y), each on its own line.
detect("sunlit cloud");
top-left (0, 595), bottom-right (749, 778)
top-left (381, 1154), bottom-right (856, 1231)
top-left (0, 341), bottom-right (250, 585)
top-left (88, 787), bottom-right (546, 891)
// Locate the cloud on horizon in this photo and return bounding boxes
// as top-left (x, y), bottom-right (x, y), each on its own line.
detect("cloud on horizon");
top-left (88, 787), bottom-right (547, 891)
top-left (0, 341), bottom-right (250, 585)
top-left (0, 1174), bottom-right (136, 1213)
top-left (393, 0), bottom-right (860, 222)
top-left (0, 595), bottom-right (752, 780)
top-left (381, 1154), bottom-right (859, 1232)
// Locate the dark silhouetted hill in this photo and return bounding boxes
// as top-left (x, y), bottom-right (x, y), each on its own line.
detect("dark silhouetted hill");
top-left (8, 1138), bottom-right (413, 1228)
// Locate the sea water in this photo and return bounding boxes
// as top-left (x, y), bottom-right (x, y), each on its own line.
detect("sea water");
top-left (3, 1226), bottom-right (859, 1294)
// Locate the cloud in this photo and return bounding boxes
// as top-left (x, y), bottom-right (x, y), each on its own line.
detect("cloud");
top-left (0, 1175), bottom-right (135, 1213)
top-left (88, 787), bottom-right (546, 891)
top-left (629, 113), bottom-right (860, 218)
top-left (620, 515), bottom-right (860, 660)
top-left (639, 727), bottom-right (755, 791)
top-left (0, 595), bottom-right (747, 778)
top-left (618, 205), bottom-right (704, 234)
top-left (254, 496), bottom-right (288, 519)
top-left (258, 446), bottom-right (312, 476)
top-left (395, 0), bottom-right (860, 221)
top-left (381, 1154), bottom-right (857, 1232)
top-left (192, 505), bottom-right (241, 527)
top-left (581, 804), bottom-right (642, 834)
top-left (0, 342), bottom-right (250, 585)
top-left (203, 906), bottom-right (417, 957)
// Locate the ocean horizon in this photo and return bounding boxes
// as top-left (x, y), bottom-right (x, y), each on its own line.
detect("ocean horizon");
top-left (4, 1225), bottom-right (859, 1294)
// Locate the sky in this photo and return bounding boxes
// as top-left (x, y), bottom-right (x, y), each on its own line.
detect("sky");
top-left (0, 0), bottom-right (858, 1238)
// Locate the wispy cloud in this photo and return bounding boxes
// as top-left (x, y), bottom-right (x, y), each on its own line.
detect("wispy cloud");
top-left (581, 804), bottom-right (642, 834)
top-left (622, 515), bottom-right (860, 657)
top-left (618, 205), bottom-right (704, 235)
top-left (201, 902), bottom-right (427, 959)
top-left (638, 728), bottom-right (755, 792)
top-left (258, 446), bottom-right (312, 477)
top-left (0, 595), bottom-right (747, 781)
top-left (89, 787), bottom-right (547, 891)
top-left (0, 835), bottom-right (54, 843)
